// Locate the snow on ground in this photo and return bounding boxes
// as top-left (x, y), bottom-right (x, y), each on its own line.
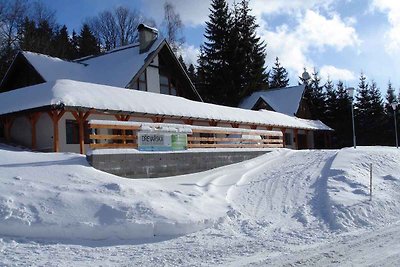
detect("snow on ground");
top-left (0, 144), bottom-right (400, 266)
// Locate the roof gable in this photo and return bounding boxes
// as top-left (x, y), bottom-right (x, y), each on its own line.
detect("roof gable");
top-left (239, 85), bottom-right (305, 116)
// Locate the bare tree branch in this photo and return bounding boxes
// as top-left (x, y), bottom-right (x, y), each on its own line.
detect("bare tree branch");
top-left (162, 2), bottom-right (185, 53)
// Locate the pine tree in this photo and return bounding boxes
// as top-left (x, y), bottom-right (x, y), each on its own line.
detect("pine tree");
top-left (324, 78), bottom-right (336, 128)
top-left (197, 0), bottom-right (234, 105)
top-left (334, 81), bottom-right (353, 147)
top-left (51, 25), bottom-right (76, 59)
top-left (78, 24), bottom-right (100, 58)
top-left (269, 57), bottom-right (289, 88)
top-left (355, 74), bottom-right (385, 145)
top-left (309, 69), bottom-right (326, 121)
top-left (187, 63), bottom-right (197, 85)
top-left (384, 81), bottom-right (398, 145)
top-left (178, 55), bottom-right (188, 73)
top-left (197, 0), bottom-right (268, 106)
top-left (235, 0), bottom-right (268, 97)
top-left (385, 81), bottom-right (397, 112)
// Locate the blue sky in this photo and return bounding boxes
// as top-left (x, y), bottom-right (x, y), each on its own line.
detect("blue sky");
top-left (40, 0), bottom-right (400, 96)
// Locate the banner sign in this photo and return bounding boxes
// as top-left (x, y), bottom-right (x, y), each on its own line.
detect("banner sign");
top-left (138, 132), bottom-right (187, 151)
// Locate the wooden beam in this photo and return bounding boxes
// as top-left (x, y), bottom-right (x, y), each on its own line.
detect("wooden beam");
top-left (152, 117), bottom-right (165, 123)
top-left (183, 119), bottom-right (193, 125)
top-left (209, 120), bottom-right (218, 126)
top-left (231, 123), bottom-right (240, 128)
top-left (250, 125), bottom-right (257, 130)
top-left (27, 112), bottom-right (41, 150)
top-left (47, 110), bottom-right (65, 152)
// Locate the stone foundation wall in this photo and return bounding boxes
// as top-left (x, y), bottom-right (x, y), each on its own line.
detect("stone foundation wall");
top-left (87, 150), bottom-right (270, 178)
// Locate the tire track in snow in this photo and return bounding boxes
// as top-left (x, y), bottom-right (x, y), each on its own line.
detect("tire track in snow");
top-left (226, 150), bottom-right (338, 231)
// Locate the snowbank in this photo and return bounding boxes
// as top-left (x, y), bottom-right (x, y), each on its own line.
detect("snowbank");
top-left (1, 145), bottom-right (399, 243)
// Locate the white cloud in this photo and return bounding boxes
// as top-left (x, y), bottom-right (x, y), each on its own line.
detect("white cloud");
top-left (320, 65), bottom-right (356, 81)
top-left (142, 0), bottom-right (336, 26)
top-left (178, 44), bottom-right (200, 65)
top-left (370, 1), bottom-right (400, 54)
top-left (259, 10), bottom-right (360, 80)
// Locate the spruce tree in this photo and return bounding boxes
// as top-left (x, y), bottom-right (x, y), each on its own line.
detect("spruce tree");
top-left (355, 74), bottom-right (385, 145)
top-left (309, 69), bottom-right (326, 121)
top-left (269, 57), bottom-right (289, 89)
top-left (78, 24), bottom-right (100, 58)
top-left (51, 25), bottom-right (76, 59)
top-left (197, 0), bottom-right (234, 105)
top-left (187, 63), bottom-right (197, 85)
top-left (178, 55), bottom-right (188, 73)
top-left (384, 81), bottom-right (397, 145)
top-left (324, 78), bottom-right (336, 128)
top-left (235, 0), bottom-right (268, 97)
top-left (334, 81), bottom-right (353, 147)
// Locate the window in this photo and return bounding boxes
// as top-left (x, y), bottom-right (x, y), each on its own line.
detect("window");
top-left (132, 71), bottom-right (147, 91)
top-left (66, 120), bottom-right (91, 144)
top-left (159, 56), bottom-right (179, 96)
top-left (284, 133), bottom-right (292, 146)
top-left (159, 71), bottom-right (177, 96)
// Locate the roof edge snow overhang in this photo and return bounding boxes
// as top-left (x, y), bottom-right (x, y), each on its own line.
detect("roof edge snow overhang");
top-left (0, 103), bottom-right (333, 132)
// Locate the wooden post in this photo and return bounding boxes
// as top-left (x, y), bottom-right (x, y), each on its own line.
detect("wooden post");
top-left (370, 163), bottom-right (373, 201)
top-left (47, 110), bottom-right (65, 153)
top-left (294, 129), bottom-right (299, 150)
top-left (71, 110), bottom-right (91, 154)
top-left (27, 112), bottom-right (41, 150)
top-left (3, 117), bottom-right (14, 143)
top-left (115, 114), bottom-right (131, 144)
top-left (281, 128), bottom-right (286, 147)
top-left (304, 130), bottom-right (309, 149)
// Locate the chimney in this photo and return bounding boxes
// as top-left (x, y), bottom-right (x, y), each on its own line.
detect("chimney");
top-left (138, 24), bottom-right (158, 53)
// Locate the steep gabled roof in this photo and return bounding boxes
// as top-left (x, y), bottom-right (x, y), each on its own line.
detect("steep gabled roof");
top-left (239, 85), bottom-right (305, 116)
top-left (18, 38), bottom-right (163, 88)
top-left (0, 79), bottom-right (332, 131)
top-left (21, 51), bottom-right (85, 81)
top-left (1, 37), bottom-right (202, 101)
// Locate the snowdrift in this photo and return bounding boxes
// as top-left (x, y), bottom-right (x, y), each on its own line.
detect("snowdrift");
top-left (0, 145), bottom-right (399, 242)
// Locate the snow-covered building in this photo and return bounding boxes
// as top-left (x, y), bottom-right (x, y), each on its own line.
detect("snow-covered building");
top-left (239, 85), bottom-right (332, 149)
top-left (239, 85), bottom-right (310, 118)
top-left (0, 25), bottom-right (332, 153)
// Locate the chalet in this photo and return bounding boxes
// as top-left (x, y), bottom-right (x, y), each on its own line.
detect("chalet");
top-left (239, 85), bottom-right (331, 149)
top-left (0, 25), bottom-right (332, 154)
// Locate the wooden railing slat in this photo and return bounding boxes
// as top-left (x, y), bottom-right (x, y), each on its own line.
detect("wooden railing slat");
top-left (90, 134), bottom-right (137, 140)
top-left (89, 143), bottom-right (138, 149)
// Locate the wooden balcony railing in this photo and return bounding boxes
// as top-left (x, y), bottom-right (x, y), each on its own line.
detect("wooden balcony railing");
top-left (88, 120), bottom-right (283, 150)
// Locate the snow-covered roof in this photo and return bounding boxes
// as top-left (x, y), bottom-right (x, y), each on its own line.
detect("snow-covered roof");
top-left (239, 85), bottom-right (305, 116)
top-left (0, 79), bottom-right (332, 131)
top-left (21, 38), bottom-right (165, 88)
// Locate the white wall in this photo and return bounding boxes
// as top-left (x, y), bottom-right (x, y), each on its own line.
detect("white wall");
top-left (36, 114), bottom-right (53, 151)
top-left (146, 55), bottom-right (160, 94)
